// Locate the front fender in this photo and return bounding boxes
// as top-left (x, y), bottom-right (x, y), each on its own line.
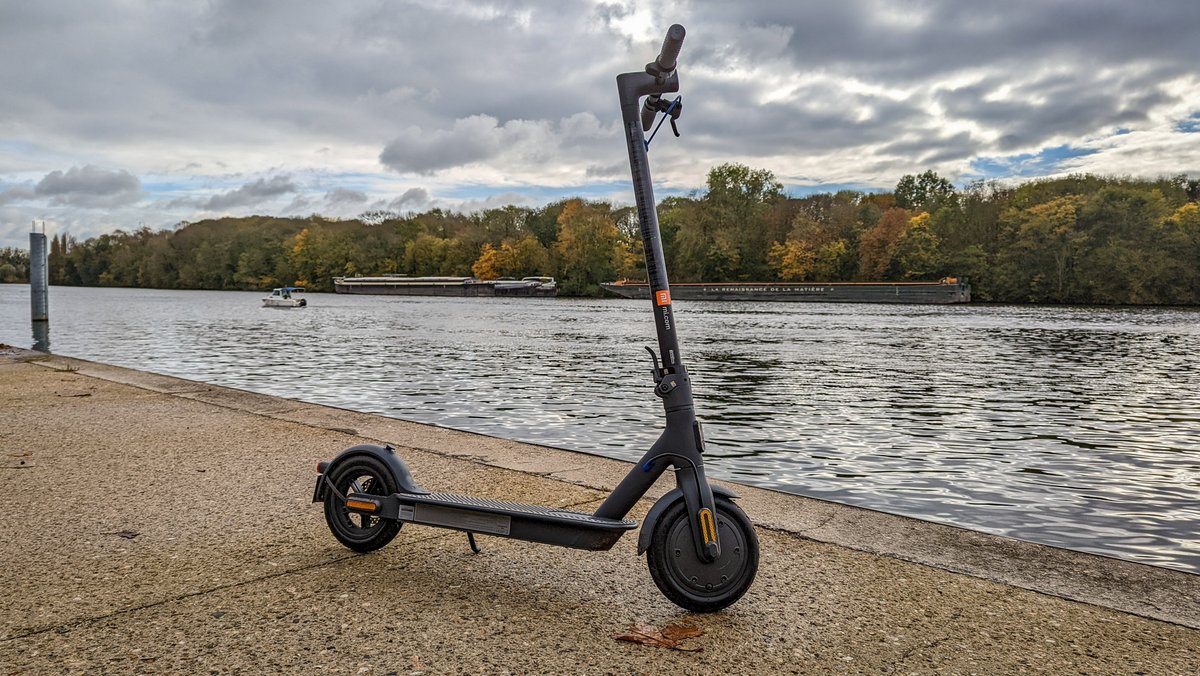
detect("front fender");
top-left (637, 485), bottom-right (740, 555)
top-left (313, 444), bottom-right (428, 502)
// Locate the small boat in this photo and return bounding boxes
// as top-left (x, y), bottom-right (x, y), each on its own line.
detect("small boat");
top-left (262, 286), bottom-right (307, 308)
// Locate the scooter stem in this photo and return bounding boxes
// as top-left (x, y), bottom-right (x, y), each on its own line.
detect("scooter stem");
top-left (616, 68), bottom-right (683, 374)
top-left (596, 26), bottom-right (722, 562)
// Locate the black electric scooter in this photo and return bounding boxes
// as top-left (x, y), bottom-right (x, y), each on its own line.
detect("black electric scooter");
top-left (313, 24), bottom-right (759, 612)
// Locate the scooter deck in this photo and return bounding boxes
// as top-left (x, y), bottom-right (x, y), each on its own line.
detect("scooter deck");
top-left (351, 490), bottom-right (639, 551)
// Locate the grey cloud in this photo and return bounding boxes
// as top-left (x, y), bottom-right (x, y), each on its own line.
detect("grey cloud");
top-left (325, 188), bottom-right (368, 206)
top-left (693, 2), bottom-right (1200, 84)
top-left (882, 132), bottom-right (977, 164)
top-left (452, 192), bottom-right (534, 214)
top-left (34, 165), bottom-right (142, 207)
top-left (283, 195), bottom-right (315, 215)
top-left (0, 185), bottom-right (36, 205)
top-left (682, 0), bottom-right (1200, 166)
top-left (386, 187), bottom-right (430, 211)
top-left (688, 78), bottom-right (926, 156)
top-left (936, 73), bottom-right (1164, 152)
top-left (204, 175), bottom-right (296, 210)
top-left (586, 163), bottom-right (625, 179)
top-left (380, 116), bottom-right (506, 174)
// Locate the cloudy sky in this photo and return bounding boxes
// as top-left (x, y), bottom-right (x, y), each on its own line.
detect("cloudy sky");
top-left (2, 0), bottom-right (1200, 248)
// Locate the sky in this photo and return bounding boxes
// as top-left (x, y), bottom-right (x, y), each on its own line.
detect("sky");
top-left (2, 0), bottom-right (1200, 249)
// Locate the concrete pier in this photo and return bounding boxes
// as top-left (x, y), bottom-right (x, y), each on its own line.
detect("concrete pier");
top-left (29, 230), bottom-right (48, 322)
top-left (1, 345), bottom-right (1197, 673)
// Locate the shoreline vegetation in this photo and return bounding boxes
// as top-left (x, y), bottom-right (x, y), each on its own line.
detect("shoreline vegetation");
top-left (2, 166), bottom-right (1198, 305)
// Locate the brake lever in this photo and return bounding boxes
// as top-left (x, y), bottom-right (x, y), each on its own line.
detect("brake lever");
top-left (645, 346), bottom-right (663, 384)
top-left (644, 96), bottom-right (683, 149)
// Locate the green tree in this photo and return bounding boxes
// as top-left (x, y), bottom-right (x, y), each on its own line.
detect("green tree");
top-left (895, 170), bottom-right (957, 211)
top-left (1076, 187), bottom-right (1170, 303)
top-left (0, 247), bottom-right (28, 282)
top-left (1153, 203), bottom-right (1200, 303)
top-left (994, 195), bottom-right (1087, 302)
top-left (676, 163), bottom-right (783, 281)
top-left (501, 236), bottom-right (551, 278)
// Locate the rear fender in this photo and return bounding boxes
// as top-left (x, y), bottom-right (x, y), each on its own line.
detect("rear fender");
top-left (637, 485), bottom-right (740, 555)
top-left (313, 444), bottom-right (428, 502)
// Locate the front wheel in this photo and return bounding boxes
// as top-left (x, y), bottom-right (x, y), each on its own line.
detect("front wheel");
top-left (322, 454), bottom-right (401, 552)
top-left (646, 496), bottom-right (759, 612)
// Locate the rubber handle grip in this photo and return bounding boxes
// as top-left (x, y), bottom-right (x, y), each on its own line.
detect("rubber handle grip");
top-left (655, 24), bottom-right (686, 71)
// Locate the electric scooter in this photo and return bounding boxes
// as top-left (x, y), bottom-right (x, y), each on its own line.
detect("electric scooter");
top-left (313, 24), bottom-right (759, 612)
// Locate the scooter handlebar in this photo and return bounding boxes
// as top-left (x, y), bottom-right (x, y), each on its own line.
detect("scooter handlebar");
top-left (654, 24), bottom-right (686, 73)
top-left (640, 25), bottom-right (686, 131)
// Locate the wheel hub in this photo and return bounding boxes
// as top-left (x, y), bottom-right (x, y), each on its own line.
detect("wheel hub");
top-left (665, 513), bottom-right (747, 594)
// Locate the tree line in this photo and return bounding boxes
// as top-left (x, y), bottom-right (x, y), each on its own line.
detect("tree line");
top-left (15, 164), bottom-right (1200, 304)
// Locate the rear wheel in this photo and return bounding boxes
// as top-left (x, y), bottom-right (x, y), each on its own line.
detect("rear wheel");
top-left (322, 455), bottom-right (401, 552)
top-left (646, 497), bottom-right (759, 612)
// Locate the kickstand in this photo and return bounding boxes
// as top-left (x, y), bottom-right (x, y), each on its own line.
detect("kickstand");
top-left (467, 531), bottom-right (481, 554)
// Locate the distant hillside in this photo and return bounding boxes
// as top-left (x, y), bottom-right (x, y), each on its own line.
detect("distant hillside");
top-left (31, 166), bottom-right (1200, 304)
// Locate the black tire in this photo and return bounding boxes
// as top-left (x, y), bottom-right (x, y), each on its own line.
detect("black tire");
top-left (322, 454), bottom-right (402, 553)
top-left (646, 496), bottom-right (759, 612)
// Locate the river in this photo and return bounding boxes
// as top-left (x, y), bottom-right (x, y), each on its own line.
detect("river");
top-left (2, 284), bottom-right (1198, 573)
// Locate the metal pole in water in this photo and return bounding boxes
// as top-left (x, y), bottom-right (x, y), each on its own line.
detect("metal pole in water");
top-left (30, 221), bottom-right (48, 322)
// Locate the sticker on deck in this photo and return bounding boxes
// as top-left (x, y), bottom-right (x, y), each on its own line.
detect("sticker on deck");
top-left (655, 290), bottom-right (671, 306)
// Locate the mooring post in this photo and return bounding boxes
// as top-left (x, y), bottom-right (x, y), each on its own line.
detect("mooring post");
top-left (30, 222), bottom-right (48, 322)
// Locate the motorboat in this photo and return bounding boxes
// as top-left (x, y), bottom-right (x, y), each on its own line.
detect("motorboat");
top-left (263, 286), bottom-right (307, 308)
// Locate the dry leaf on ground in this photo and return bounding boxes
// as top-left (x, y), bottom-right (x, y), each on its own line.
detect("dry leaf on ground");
top-left (613, 622), bottom-right (704, 651)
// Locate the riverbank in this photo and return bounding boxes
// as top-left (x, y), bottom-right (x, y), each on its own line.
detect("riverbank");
top-left (1, 346), bottom-right (1197, 673)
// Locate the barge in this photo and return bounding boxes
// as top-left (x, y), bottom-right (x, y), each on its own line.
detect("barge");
top-left (333, 275), bottom-right (557, 297)
top-left (600, 278), bottom-right (970, 304)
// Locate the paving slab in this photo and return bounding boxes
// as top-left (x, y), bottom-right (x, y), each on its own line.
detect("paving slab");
top-left (1, 347), bottom-right (1198, 674)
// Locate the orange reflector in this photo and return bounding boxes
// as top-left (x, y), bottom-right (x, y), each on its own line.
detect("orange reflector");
top-left (698, 508), bottom-right (716, 544)
top-left (345, 499), bottom-right (379, 513)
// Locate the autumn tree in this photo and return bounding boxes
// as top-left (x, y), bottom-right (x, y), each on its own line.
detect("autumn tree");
top-left (553, 199), bottom-right (621, 295)
top-left (471, 236), bottom-right (551, 279)
top-left (471, 244), bottom-right (502, 279)
top-left (856, 207), bottom-right (910, 280)
top-left (894, 212), bottom-right (942, 280)
top-left (767, 240), bottom-right (816, 281)
top-left (766, 211), bottom-right (852, 281)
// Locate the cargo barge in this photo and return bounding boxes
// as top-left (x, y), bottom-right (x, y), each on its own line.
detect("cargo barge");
top-left (333, 275), bottom-right (557, 297)
top-left (600, 278), bottom-right (970, 304)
